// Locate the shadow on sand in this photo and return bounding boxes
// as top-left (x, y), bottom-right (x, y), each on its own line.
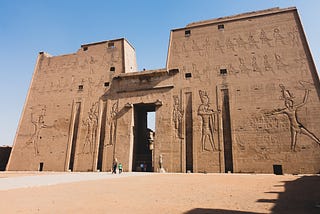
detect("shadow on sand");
top-left (183, 175), bottom-right (320, 214)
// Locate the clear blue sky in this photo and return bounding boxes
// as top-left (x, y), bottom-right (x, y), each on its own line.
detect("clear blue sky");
top-left (1, 0), bottom-right (319, 146)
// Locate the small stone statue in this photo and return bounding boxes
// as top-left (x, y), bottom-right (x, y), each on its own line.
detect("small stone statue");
top-left (159, 154), bottom-right (165, 173)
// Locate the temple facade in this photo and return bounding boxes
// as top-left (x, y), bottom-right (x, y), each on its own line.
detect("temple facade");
top-left (7, 7), bottom-right (320, 174)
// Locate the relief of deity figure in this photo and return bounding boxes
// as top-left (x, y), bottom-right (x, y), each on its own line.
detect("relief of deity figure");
top-left (248, 33), bottom-right (260, 49)
top-left (263, 55), bottom-right (274, 73)
top-left (260, 29), bottom-right (273, 47)
top-left (274, 53), bottom-right (289, 72)
top-left (226, 38), bottom-right (236, 52)
top-left (266, 82), bottom-right (320, 151)
top-left (173, 96), bottom-right (183, 137)
top-left (236, 35), bottom-right (247, 50)
top-left (26, 106), bottom-right (47, 156)
top-left (198, 90), bottom-right (219, 151)
top-left (82, 102), bottom-right (98, 154)
top-left (273, 28), bottom-right (287, 45)
top-left (109, 101), bottom-right (119, 146)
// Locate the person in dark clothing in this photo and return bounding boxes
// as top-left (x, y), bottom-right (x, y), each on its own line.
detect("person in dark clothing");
top-left (112, 158), bottom-right (118, 174)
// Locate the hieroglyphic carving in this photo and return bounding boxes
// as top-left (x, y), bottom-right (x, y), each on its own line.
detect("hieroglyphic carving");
top-left (173, 95), bottom-right (183, 138)
top-left (235, 35), bottom-right (247, 50)
top-left (248, 112), bottom-right (289, 133)
top-left (26, 106), bottom-right (47, 156)
top-left (251, 56), bottom-right (262, 75)
top-left (171, 41), bottom-right (181, 59)
top-left (235, 135), bottom-right (246, 151)
top-left (288, 26), bottom-right (300, 47)
top-left (203, 37), bottom-right (212, 57)
top-left (198, 90), bottom-right (219, 151)
top-left (227, 64), bottom-right (240, 76)
top-left (214, 40), bottom-right (224, 53)
top-left (248, 33), bottom-right (260, 49)
top-left (265, 82), bottom-right (320, 151)
top-left (182, 41), bottom-right (189, 58)
top-left (82, 102), bottom-right (99, 154)
top-left (192, 39), bottom-right (201, 51)
top-left (238, 57), bottom-right (251, 75)
top-left (260, 29), bottom-right (273, 47)
top-left (226, 38), bottom-right (236, 52)
top-left (273, 28), bottom-right (287, 45)
top-left (263, 55), bottom-right (274, 73)
top-left (294, 51), bottom-right (308, 75)
top-left (109, 101), bottom-right (119, 145)
top-left (274, 53), bottom-right (288, 72)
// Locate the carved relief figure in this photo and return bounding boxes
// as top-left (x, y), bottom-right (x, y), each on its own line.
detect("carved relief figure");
top-left (82, 102), bottom-right (99, 154)
top-left (226, 38), bottom-right (236, 52)
top-left (192, 39), bottom-right (201, 51)
top-left (236, 35), bottom-right (247, 50)
top-left (203, 37), bottom-right (212, 57)
top-left (288, 26), bottom-right (300, 47)
top-left (251, 56), bottom-right (261, 75)
top-left (260, 29), bottom-right (273, 47)
top-left (26, 106), bottom-right (47, 156)
top-left (273, 28), bottom-right (287, 45)
top-left (248, 33), bottom-right (260, 49)
top-left (183, 41), bottom-right (190, 57)
top-left (227, 64), bottom-right (239, 76)
top-left (198, 90), bottom-right (219, 151)
top-left (109, 101), bottom-right (119, 145)
top-left (214, 40), bottom-right (224, 53)
top-left (266, 83), bottom-right (320, 151)
top-left (173, 95), bottom-right (183, 137)
top-left (263, 55), bottom-right (274, 73)
top-left (295, 51), bottom-right (308, 75)
top-left (274, 53), bottom-right (288, 72)
top-left (239, 57), bottom-right (251, 75)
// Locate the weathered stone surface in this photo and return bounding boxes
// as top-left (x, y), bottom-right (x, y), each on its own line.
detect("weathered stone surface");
top-left (7, 7), bottom-right (320, 174)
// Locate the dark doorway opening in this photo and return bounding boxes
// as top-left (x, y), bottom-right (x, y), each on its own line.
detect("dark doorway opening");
top-left (39, 162), bottom-right (44, 171)
top-left (273, 164), bottom-right (283, 175)
top-left (185, 92), bottom-right (193, 172)
top-left (133, 104), bottom-right (156, 172)
top-left (221, 89), bottom-right (233, 173)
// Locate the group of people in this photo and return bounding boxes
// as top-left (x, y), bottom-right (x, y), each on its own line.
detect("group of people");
top-left (112, 158), bottom-right (122, 174)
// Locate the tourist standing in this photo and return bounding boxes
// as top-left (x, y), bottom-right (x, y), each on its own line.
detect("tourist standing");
top-left (118, 163), bottom-right (122, 174)
top-left (112, 158), bottom-right (118, 174)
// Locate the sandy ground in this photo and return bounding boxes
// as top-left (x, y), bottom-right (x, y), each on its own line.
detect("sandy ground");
top-left (0, 172), bottom-right (319, 214)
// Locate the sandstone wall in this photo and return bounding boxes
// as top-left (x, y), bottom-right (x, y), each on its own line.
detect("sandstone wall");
top-left (8, 39), bottom-right (137, 171)
top-left (7, 7), bottom-right (320, 174)
top-left (167, 7), bottom-right (320, 173)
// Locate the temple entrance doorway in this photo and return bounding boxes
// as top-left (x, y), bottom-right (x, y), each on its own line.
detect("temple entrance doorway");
top-left (132, 103), bottom-right (156, 172)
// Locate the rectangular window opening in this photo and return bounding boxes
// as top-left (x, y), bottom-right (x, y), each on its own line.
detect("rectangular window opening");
top-left (185, 73), bottom-right (192, 78)
top-left (104, 82), bottom-right (110, 87)
top-left (218, 24), bottom-right (224, 30)
top-left (110, 67), bottom-right (115, 72)
top-left (220, 69), bottom-right (227, 75)
top-left (185, 30), bottom-right (191, 37)
top-left (78, 85), bottom-right (84, 91)
top-left (83, 46), bottom-right (88, 51)
top-left (108, 42), bottom-right (115, 48)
